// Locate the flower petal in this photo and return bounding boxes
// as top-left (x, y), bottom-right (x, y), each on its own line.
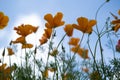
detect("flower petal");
top-left (12, 36), bottom-right (26, 44)
top-left (111, 19), bottom-right (120, 24)
top-left (69, 37), bottom-right (80, 46)
top-left (7, 48), bottom-right (14, 56)
top-left (39, 36), bottom-right (48, 45)
top-left (77, 17), bottom-right (88, 29)
top-left (112, 24), bottom-right (120, 32)
top-left (22, 43), bottom-right (33, 49)
top-left (64, 24), bottom-right (74, 36)
top-left (53, 12), bottom-right (64, 27)
top-left (0, 14), bottom-right (9, 29)
top-left (0, 12), bottom-right (4, 20)
top-left (44, 14), bottom-right (54, 28)
top-left (118, 10), bottom-right (120, 15)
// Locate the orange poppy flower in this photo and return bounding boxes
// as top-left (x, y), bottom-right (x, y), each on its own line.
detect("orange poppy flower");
top-left (111, 19), bottom-right (120, 24)
top-left (39, 36), bottom-right (48, 45)
top-left (22, 43), bottom-right (33, 49)
top-left (112, 24), bottom-right (120, 32)
top-left (111, 10), bottom-right (120, 32)
top-left (72, 17), bottom-right (96, 34)
top-left (12, 36), bottom-right (26, 44)
top-left (118, 10), bottom-right (120, 15)
top-left (0, 12), bottom-right (9, 29)
top-left (44, 12), bottom-right (65, 28)
top-left (64, 24), bottom-right (74, 37)
top-left (71, 46), bottom-right (89, 59)
top-left (111, 19), bottom-right (120, 31)
top-left (44, 28), bottom-right (52, 39)
top-left (0, 63), bottom-right (15, 80)
top-left (7, 48), bottom-right (14, 56)
top-left (14, 24), bottom-right (38, 37)
top-left (69, 37), bottom-right (80, 46)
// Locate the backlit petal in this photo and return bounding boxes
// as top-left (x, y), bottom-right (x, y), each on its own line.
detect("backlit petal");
top-left (7, 48), bottom-right (14, 56)
top-left (22, 43), bottom-right (33, 49)
top-left (44, 14), bottom-right (54, 27)
top-left (64, 24), bottom-right (74, 36)
top-left (111, 19), bottom-right (120, 24)
top-left (77, 17), bottom-right (88, 29)
top-left (54, 12), bottom-right (64, 27)
top-left (69, 37), bottom-right (80, 46)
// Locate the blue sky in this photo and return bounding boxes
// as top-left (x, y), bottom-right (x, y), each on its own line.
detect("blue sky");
top-left (0, 0), bottom-right (120, 63)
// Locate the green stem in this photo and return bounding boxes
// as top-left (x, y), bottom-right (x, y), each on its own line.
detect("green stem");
top-left (87, 35), bottom-right (99, 72)
top-left (57, 34), bottom-right (66, 49)
top-left (95, 1), bottom-right (107, 79)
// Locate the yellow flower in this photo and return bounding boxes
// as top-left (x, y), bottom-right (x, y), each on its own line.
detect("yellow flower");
top-left (0, 12), bottom-right (9, 29)
top-left (72, 17), bottom-right (96, 34)
top-left (68, 37), bottom-right (80, 46)
top-left (14, 24), bottom-right (38, 37)
top-left (64, 24), bottom-right (74, 37)
top-left (71, 46), bottom-right (89, 59)
top-left (44, 12), bottom-right (65, 28)
top-left (7, 48), bottom-right (14, 56)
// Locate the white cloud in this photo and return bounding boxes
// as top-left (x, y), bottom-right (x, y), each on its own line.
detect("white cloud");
top-left (0, 13), bottom-right (46, 65)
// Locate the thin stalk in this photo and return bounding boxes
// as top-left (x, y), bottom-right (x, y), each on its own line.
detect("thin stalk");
top-left (33, 54), bottom-right (36, 80)
top-left (66, 33), bottom-right (85, 72)
top-left (87, 35), bottom-right (99, 72)
top-left (46, 29), bottom-right (55, 67)
top-left (9, 56), bottom-right (12, 80)
top-left (95, 1), bottom-right (107, 79)
top-left (56, 34), bottom-right (66, 49)
top-left (25, 47), bottom-right (28, 69)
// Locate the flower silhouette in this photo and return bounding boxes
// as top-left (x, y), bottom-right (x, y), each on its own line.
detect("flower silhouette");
top-left (44, 12), bottom-right (65, 28)
top-left (14, 24), bottom-right (38, 37)
top-left (68, 37), bottom-right (80, 46)
top-left (0, 12), bottom-right (9, 29)
top-left (72, 17), bottom-right (96, 34)
top-left (71, 45), bottom-right (89, 59)
top-left (7, 48), bottom-right (14, 56)
top-left (64, 24), bottom-right (74, 37)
